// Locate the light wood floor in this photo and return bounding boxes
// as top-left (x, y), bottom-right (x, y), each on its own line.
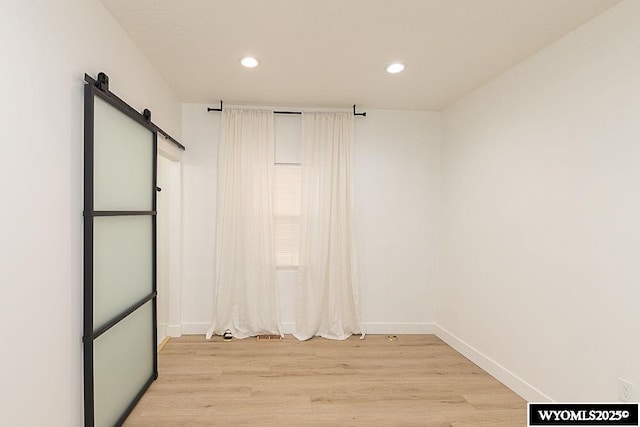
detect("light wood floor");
top-left (125, 335), bottom-right (526, 426)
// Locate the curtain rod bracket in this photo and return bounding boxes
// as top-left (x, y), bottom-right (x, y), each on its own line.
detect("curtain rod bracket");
top-left (353, 104), bottom-right (366, 117)
top-left (207, 100), bottom-right (223, 112)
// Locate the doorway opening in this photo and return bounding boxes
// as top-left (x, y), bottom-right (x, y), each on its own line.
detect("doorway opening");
top-left (157, 138), bottom-right (183, 347)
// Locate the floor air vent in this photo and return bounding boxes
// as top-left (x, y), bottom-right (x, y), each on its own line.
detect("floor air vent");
top-left (256, 335), bottom-right (283, 341)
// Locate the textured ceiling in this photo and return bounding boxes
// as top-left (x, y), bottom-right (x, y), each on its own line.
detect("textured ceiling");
top-left (101, 0), bottom-right (620, 110)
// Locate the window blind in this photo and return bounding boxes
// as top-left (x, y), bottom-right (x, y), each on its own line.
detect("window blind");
top-left (273, 164), bottom-right (301, 267)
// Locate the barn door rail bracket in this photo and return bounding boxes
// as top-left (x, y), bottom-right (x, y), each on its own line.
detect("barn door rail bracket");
top-left (85, 72), bottom-right (186, 150)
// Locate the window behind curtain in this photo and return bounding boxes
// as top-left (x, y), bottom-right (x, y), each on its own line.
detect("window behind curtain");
top-left (273, 165), bottom-right (301, 267)
top-left (274, 115), bottom-right (302, 268)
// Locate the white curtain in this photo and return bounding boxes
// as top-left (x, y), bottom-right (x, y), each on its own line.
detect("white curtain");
top-left (294, 112), bottom-right (363, 340)
top-left (206, 109), bottom-right (281, 339)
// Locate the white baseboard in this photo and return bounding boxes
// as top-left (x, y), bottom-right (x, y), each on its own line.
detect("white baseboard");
top-left (363, 322), bottom-right (436, 334)
top-left (180, 322), bottom-right (209, 335)
top-left (166, 324), bottom-right (183, 337)
top-left (158, 322), bottom-right (167, 334)
top-left (434, 324), bottom-right (552, 402)
top-left (157, 323), bottom-right (168, 345)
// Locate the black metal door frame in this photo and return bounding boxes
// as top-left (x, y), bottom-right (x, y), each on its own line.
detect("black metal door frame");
top-left (82, 72), bottom-right (183, 426)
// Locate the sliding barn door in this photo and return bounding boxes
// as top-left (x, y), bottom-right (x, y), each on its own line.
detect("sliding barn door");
top-left (83, 79), bottom-right (158, 427)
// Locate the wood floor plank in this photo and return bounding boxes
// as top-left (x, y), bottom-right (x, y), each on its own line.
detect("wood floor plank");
top-left (124, 334), bottom-right (526, 426)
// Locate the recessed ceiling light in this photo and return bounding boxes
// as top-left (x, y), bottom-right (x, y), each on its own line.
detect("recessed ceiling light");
top-left (240, 56), bottom-right (260, 68)
top-left (386, 62), bottom-right (405, 74)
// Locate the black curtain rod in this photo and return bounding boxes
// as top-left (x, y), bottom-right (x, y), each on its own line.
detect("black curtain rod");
top-left (84, 73), bottom-right (186, 151)
top-left (207, 100), bottom-right (366, 117)
top-left (274, 110), bottom-right (302, 115)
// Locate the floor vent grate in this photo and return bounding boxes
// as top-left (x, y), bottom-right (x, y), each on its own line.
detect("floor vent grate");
top-left (256, 335), bottom-right (283, 341)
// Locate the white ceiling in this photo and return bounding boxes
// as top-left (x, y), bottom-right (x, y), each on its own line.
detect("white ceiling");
top-left (101, 0), bottom-right (620, 111)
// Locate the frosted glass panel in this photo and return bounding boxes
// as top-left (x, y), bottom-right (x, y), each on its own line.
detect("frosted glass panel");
top-left (94, 96), bottom-right (153, 211)
top-left (94, 216), bottom-right (152, 330)
top-left (94, 302), bottom-right (153, 427)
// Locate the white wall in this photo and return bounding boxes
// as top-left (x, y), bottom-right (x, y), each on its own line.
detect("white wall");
top-left (439, 0), bottom-right (640, 402)
top-left (180, 105), bottom-right (219, 332)
top-left (355, 110), bottom-right (440, 332)
top-left (180, 105), bottom-right (441, 334)
top-left (0, 1), bottom-right (181, 425)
